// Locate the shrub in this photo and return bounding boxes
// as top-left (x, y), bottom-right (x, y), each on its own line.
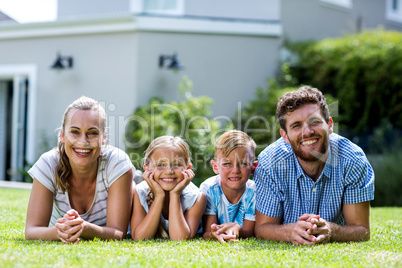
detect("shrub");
top-left (368, 149), bottom-right (402, 207)
top-left (283, 29), bottom-right (402, 140)
top-left (233, 79), bottom-right (295, 156)
top-left (124, 76), bottom-right (226, 186)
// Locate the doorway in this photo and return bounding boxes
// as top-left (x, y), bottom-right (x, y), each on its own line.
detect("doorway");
top-left (0, 78), bottom-right (29, 181)
top-left (0, 64), bottom-right (37, 182)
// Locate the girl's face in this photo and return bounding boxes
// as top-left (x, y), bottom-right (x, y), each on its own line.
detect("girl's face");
top-left (145, 147), bottom-right (190, 191)
top-left (60, 108), bottom-right (106, 170)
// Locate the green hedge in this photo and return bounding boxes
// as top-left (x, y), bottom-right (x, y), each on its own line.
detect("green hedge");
top-left (368, 149), bottom-right (402, 207)
top-left (284, 29), bottom-right (402, 139)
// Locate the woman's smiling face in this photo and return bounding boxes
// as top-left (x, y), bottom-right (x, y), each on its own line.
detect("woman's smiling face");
top-left (60, 108), bottom-right (106, 169)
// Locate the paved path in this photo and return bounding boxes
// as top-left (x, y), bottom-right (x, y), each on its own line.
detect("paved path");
top-left (0, 180), bottom-right (32, 190)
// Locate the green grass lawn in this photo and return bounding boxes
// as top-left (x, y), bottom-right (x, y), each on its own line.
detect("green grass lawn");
top-left (1, 188), bottom-right (401, 267)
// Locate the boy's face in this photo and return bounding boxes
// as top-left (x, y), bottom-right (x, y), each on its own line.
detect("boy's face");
top-left (211, 147), bottom-right (255, 192)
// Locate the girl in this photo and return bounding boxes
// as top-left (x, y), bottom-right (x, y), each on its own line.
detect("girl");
top-left (25, 96), bottom-right (134, 243)
top-left (130, 136), bottom-right (206, 240)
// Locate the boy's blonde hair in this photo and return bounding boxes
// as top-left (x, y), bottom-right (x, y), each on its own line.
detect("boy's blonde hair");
top-left (214, 130), bottom-right (256, 158)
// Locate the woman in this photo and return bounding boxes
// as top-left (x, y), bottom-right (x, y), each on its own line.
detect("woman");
top-left (25, 96), bottom-right (134, 243)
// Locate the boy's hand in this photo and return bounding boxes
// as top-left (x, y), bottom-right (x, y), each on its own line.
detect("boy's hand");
top-left (210, 223), bottom-right (239, 243)
top-left (215, 222), bottom-right (241, 242)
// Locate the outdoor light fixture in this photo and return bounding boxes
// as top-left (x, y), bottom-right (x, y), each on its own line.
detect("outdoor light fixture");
top-left (51, 52), bottom-right (73, 70)
top-left (159, 53), bottom-right (183, 71)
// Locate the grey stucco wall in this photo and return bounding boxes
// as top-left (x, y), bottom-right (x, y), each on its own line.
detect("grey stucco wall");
top-left (135, 31), bottom-right (281, 119)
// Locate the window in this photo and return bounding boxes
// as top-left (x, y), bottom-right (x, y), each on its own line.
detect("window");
top-left (131, 0), bottom-right (184, 15)
top-left (386, 0), bottom-right (402, 23)
top-left (320, 0), bottom-right (352, 9)
top-left (393, 0), bottom-right (399, 10)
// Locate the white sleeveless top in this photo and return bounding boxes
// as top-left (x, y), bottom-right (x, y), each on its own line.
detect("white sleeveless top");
top-left (135, 180), bottom-right (200, 232)
top-left (28, 146), bottom-right (135, 227)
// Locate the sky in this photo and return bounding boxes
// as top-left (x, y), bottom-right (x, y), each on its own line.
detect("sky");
top-left (0, 0), bottom-right (57, 23)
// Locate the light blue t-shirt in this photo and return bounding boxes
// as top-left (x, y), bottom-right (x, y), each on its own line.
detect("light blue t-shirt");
top-left (200, 175), bottom-right (256, 227)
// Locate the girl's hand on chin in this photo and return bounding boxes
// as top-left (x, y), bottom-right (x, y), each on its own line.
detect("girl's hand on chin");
top-left (170, 169), bottom-right (194, 195)
top-left (143, 170), bottom-right (165, 197)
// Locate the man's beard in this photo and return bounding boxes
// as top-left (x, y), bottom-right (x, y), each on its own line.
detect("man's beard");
top-left (288, 134), bottom-right (329, 163)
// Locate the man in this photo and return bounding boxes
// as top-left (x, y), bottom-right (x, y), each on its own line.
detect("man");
top-left (254, 86), bottom-right (374, 245)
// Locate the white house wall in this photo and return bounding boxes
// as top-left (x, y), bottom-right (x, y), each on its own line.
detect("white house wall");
top-left (0, 14), bottom-right (281, 161)
top-left (185, 0), bottom-right (280, 21)
top-left (282, 0), bottom-right (402, 42)
top-left (58, 0), bottom-right (131, 18)
top-left (0, 31), bottom-right (138, 157)
top-left (136, 31), bottom-right (281, 118)
top-left (57, 0), bottom-right (280, 21)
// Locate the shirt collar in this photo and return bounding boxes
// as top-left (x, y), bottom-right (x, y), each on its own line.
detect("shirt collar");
top-left (294, 143), bottom-right (332, 181)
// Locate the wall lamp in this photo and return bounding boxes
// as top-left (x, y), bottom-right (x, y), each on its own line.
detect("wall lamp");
top-left (159, 53), bottom-right (183, 71)
top-left (51, 52), bottom-right (73, 70)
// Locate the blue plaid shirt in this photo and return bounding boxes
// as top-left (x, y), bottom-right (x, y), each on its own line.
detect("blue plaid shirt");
top-left (254, 133), bottom-right (374, 225)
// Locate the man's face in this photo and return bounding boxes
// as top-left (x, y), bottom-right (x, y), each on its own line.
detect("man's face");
top-left (280, 103), bottom-right (333, 163)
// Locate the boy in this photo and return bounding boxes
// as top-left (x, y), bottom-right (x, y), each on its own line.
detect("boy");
top-left (200, 130), bottom-right (257, 242)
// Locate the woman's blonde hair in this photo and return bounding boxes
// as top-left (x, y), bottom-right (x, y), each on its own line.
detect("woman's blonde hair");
top-left (55, 96), bottom-right (106, 193)
top-left (144, 136), bottom-right (191, 239)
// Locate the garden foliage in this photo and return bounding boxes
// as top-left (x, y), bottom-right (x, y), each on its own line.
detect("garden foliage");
top-left (233, 79), bottom-right (297, 156)
top-left (124, 76), bottom-right (226, 186)
top-left (369, 149), bottom-right (402, 207)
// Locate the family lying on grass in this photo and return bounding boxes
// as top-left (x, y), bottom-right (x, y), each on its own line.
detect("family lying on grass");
top-left (25, 86), bottom-right (374, 245)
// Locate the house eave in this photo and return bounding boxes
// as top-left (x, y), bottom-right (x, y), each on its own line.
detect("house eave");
top-left (0, 13), bottom-right (282, 40)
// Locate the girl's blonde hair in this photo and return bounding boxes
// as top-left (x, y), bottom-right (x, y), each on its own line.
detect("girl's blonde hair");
top-left (55, 96), bottom-right (106, 193)
top-left (144, 136), bottom-right (191, 239)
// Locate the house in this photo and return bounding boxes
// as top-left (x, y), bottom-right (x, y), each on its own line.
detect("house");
top-left (0, 0), bottom-right (401, 181)
top-left (282, 0), bottom-right (402, 41)
top-left (0, 10), bottom-right (16, 23)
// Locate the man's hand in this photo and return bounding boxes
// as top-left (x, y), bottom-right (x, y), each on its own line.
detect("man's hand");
top-left (307, 217), bottom-right (331, 244)
top-left (291, 214), bottom-right (331, 245)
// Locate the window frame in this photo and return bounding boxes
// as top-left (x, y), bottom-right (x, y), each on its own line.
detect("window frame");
top-left (386, 0), bottom-right (402, 23)
top-left (131, 0), bottom-right (185, 15)
top-left (320, 0), bottom-right (352, 9)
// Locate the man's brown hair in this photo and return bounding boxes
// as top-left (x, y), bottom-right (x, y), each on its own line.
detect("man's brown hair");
top-left (276, 86), bottom-right (330, 131)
